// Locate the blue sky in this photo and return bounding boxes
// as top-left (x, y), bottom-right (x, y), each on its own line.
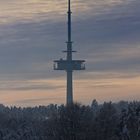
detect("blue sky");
top-left (0, 0), bottom-right (140, 106)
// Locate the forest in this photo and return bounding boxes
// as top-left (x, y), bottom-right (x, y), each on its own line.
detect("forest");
top-left (0, 100), bottom-right (140, 140)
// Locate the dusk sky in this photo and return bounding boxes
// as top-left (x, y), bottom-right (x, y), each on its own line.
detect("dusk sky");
top-left (0, 0), bottom-right (140, 106)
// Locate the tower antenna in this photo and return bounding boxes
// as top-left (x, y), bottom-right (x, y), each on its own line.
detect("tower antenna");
top-left (54, 0), bottom-right (85, 105)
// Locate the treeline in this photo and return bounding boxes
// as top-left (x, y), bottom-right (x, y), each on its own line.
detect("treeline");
top-left (0, 100), bottom-right (140, 140)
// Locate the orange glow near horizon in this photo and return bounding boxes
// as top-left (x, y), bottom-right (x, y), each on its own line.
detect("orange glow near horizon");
top-left (0, 75), bottom-right (139, 107)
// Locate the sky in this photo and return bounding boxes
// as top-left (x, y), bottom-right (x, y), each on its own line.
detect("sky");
top-left (0, 0), bottom-right (140, 107)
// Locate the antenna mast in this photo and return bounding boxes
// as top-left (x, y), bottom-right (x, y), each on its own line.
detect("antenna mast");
top-left (54, 0), bottom-right (85, 105)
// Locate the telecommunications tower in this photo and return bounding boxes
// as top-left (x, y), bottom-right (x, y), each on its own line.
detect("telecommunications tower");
top-left (54, 0), bottom-right (85, 105)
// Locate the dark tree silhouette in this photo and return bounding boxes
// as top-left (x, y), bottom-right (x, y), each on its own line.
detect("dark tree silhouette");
top-left (0, 101), bottom-right (139, 140)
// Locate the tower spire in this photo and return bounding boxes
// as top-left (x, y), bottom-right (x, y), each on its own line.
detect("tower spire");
top-left (54, 0), bottom-right (85, 105)
top-left (67, 0), bottom-right (72, 61)
top-left (68, 0), bottom-right (71, 42)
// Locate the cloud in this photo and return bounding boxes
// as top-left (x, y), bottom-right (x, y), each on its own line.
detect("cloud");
top-left (0, 0), bottom-right (134, 24)
top-left (0, 0), bottom-right (139, 78)
top-left (0, 79), bottom-right (65, 91)
top-left (15, 97), bottom-right (60, 105)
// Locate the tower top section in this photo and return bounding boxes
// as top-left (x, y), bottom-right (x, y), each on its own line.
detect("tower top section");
top-left (68, 0), bottom-right (71, 12)
top-left (67, 0), bottom-right (72, 51)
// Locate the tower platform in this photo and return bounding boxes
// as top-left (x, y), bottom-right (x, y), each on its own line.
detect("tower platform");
top-left (54, 59), bottom-right (85, 71)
